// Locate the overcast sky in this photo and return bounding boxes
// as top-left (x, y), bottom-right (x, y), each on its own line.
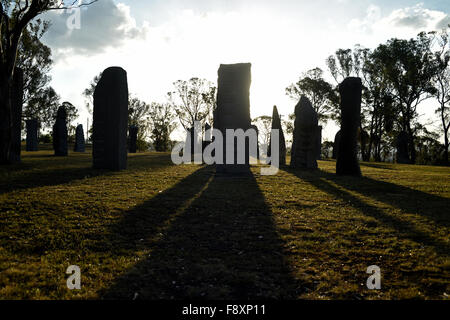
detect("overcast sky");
top-left (40, 0), bottom-right (450, 141)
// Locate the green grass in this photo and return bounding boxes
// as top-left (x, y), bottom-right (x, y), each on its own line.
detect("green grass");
top-left (0, 145), bottom-right (449, 299)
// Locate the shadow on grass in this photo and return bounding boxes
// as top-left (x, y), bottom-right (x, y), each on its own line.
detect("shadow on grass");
top-left (100, 166), bottom-right (299, 299)
top-left (359, 162), bottom-right (396, 170)
top-left (0, 153), bottom-right (174, 195)
top-left (284, 168), bottom-right (450, 257)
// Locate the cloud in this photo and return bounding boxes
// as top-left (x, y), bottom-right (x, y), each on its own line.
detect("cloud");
top-left (41, 0), bottom-right (148, 58)
top-left (390, 4), bottom-right (436, 29)
top-left (347, 3), bottom-right (449, 46)
top-left (436, 15), bottom-right (450, 30)
top-left (348, 5), bottom-right (381, 34)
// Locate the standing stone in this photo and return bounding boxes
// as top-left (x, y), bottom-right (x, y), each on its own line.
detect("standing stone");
top-left (316, 126), bottom-right (322, 160)
top-left (184, 126), bottom-right (195, 161)
top-left (93, 67), bottom-right (128, 170)
top-left (53, 105), bottom-right (68, 156)
top-left (396, 131), bottom-right (410, 164)
top-left (128, 125), bottom-right (138, 153)
top-left (268, 105), bottom-right (286, 165)
top-left (26, 119), bottom-right (38, 152)
top-left (290, 96), bottom-right (319, 169)
top-left (250, 124), bottom-right (260, 160)
top-left (214, 63), bottom-right (253, 174)
top-left (74, 124), bottom-right (85, 152)
top-left (10, 68), bottom-right (23, 162)
top-left (336, 77), bottom-right (362, 176)
top-left (202, 122), bottom-right (211, 154)
top-left (332, 130), bottom-right (341, 159)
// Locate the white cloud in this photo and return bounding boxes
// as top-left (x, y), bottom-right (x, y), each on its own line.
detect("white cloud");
top-left (388, 3), bottom-right (447, 29)
top-left (42, 0), bottom-right (148, 59)
top-left (349, 3), bottom-right (448, 44)
top-left (348, 5), bottom-right (382, 34)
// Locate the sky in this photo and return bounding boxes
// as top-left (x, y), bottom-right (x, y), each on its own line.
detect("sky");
top-left (39, 0), bottom-right (450, 142)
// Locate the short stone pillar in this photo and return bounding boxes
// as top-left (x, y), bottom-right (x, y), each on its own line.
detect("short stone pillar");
top-left (290, 96), bottom-right (319, 169)
top-left (269, 105), bottom-right (286, 165)
top-left (128, 125), bottom-right (138, 153)
top-left (53, 105), bottom-right (68, 156)
top-left (74, 124), bottom-right (85, 152)
top-left (26, 119), bottom-right (38, 152)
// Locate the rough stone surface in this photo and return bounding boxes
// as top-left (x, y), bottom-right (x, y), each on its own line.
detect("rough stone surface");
top-left (74, 124), bottom-right (85, 152)
top-left (26, 119), bottom-right (38, 152)
top-left (128, 125), bottom-right (138, 153)
top-left (336, 77), bottom-right (362, 176)
top-left (268, 105), bottom-right (286, 165)
top-left (10, 68), bottom-right (23, 162)
top-left (93, 67), bottom-right (128, 170)
top-left (332, 130), bottom-right (341, 159)
top-left (214, 63), bottom-right (252, 174)
top-left (396, 131), bottom-right (410, 164)
top-left (53, 106), bottom-right (68, 156)
top-left (290, 96), bottom-right (319, 169)
top-left (316, 126), bottom-right (322, 160)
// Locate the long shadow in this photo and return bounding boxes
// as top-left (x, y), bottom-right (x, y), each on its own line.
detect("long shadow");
top-left (100, 167), bottom-right (299, 299)
top-left (359, 162), bottom-right (396, 170)
top-left (0, 153), bottom-right (173, 195)
top-left (284, 168), bottom-right (449, 257)
top-left (332, 171), bottom-right (449, 228)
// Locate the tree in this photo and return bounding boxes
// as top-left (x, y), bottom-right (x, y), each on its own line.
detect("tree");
top-left (18, 18), bottom-right (61, 132)
top-left (357, 46), bottom-right (396, 162)
top-left (252, 115), bottom-right (272, 147)
top-left (0, 0), bottom-right (97, 164)
top-left (60, 101), bottom-right (79, 137)
top-left (24, 85), bottom-right (60, 130)
top-left (82, 72), bottom-right (102, 115)
top-left (128, 96), bottom-right (152, 142)
top-left (371, 32), bottom-right (439, 163)
top-left (285, 68), bottom-right (336, 124)
top-left (322, 140), bottom-right (334, 159)
top-left (431, 26), bottom-right (450, 165)
top-left (149, 102), bottom-right (177, 152)
top-left (17, 18), bottom-right (52, 107)
top-left (167, 77), bottom-right (216, 131)
top-left (326, 48), bottom-right (356, 83)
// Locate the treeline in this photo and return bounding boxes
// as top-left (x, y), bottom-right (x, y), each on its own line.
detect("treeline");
top-left (82, 74), bottom-right (216, 152)
top-left (285, 27), bottom-right (450, 166)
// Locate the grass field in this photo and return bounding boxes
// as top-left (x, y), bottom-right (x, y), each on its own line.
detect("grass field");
top-left (0, 145), bottom-right (449, 299)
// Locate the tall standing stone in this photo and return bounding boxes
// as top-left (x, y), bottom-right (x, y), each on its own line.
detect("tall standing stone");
top-left (214, 63), bottom-right (252, 174)
top-left (128, 125), bottom-right (138, 153)
top-left (93, 67), bottom-right (128, 170)
top-left (74, 124), bottom-right (85, 152)
top-left (332, 130), bottom-right (341, 159)
top-left (26, 119), bottom-right (38, 152)
top-left (336, 77), bottom-right (362, 176)
top-left (396, 131), bottom-right (410, 164)
top-left (53, 105), bottom-right (68, 156)
top-left (10, 68), bottom-right (23, 162)
top-left (268, 105), bottom-right (286, 165)
top-left (290, 96), bottom-right (319, 169)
